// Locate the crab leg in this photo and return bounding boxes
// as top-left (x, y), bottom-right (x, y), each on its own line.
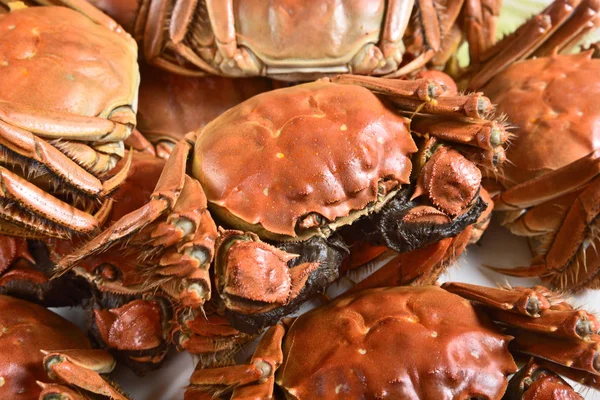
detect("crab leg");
top-left (510, 332), bottom-right (600, 375)
top-left (534, 359), bottom-right (600, 390)
top-left (495, 149), bottom-right (600, 210)
top-left (494, 175), bottom-right (600, 290)
top-left (0, 167), bottom-right (99, 236)
top-left (56, 139), bottom-right (191, 268)
top-left (464, 0), bottom-right (502, 64)
top-left (187, 324), bottom-right (285, 400)
top-left (410, 117), bottom-right (509, 150)
top-left (43, 349), bottom-right (128, 399)
top-left (442, 282), bottom-right (552, 316)
top-left (469, 0), bottom-right (600, 90)
top-left (37, 382), bottom-right (91, 400)
top-left (384, 0), bottom-right (442, 77)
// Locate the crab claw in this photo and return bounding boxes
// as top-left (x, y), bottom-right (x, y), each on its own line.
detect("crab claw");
top-left (505, 358), bottom-right (583, 400)
top-left (215, 230), bottom-right (319, 315)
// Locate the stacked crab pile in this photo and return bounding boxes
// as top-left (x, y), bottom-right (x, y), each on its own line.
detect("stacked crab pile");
top-left (0, 0), bottom-right (598, 399)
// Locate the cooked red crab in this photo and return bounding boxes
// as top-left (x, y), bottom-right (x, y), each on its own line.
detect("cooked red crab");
top-left (463, 0), bottom-right (600, 290)
top-left (189, 283), bottom-right (600, 399)
top-left (0, 294), bottom-right (128, 400)
top-left (0, 3), bottom-right (138, 238)
top-left (57, 74), bottom-right (507, 335)
top-left (71, 0), bottom-right (501, 79)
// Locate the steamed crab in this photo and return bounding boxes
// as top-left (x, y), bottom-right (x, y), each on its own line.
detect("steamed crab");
top-left (190, 283), bottom-right (600, 399)
top-left (74, 0), bottom-right (502, 79)
top-left (58, 73), bottom-right (508, 335)
top-left (0, 294), bottom-right (128, 399)
top-left (0, 3), bottom-right (139, 238)
top-left (463, 0), bottom-right (600, 290)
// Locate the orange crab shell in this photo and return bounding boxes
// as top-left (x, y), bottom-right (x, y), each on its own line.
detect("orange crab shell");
top-left (276, 286), bottom-right (517, 399)
top-left (483, 52), bottom-right (600, 187)
top-left (0, 6), bottom-right (138, 119)
top-left (0, 295), bottom-right (92, 399)
top-left (192, 80), bottom-right (417, 239)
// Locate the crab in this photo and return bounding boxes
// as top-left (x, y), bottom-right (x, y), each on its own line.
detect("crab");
top-left (126, 63), bottom-right (274, 159)
top-left (460, 0), bottom-right (600, 290)
top-left (67, 0), bottom-right (503, 79)
top-left (57, 73), bottom-right (508, 337)
top-left (0, 294), bottom-right (129, 399)
top-left (0, 3), bottom-right (139, 238)
top-left (189, 283), bottom-right (600, 399)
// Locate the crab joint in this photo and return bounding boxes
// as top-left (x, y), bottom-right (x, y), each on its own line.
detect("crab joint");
top-left (254, 359), bottom-right (273, 382)
top-left (43, 355), bottom-right (65, 380)
top-left (174, 217), bottom-right (195, 237)
top-left (184, 246), bottom-right (210, 268)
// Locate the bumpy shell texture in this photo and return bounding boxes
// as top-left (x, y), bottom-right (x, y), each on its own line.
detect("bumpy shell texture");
top-left (193, 80), bottom-right (417, 238)
top-left (0, 6), bottom-right (138, 118)
top-left (277, 286), bottom-right (516, 399)
top-left (0, 295), bottom-right (91, 399)
top-left (483, 52), bottom-right (600, 188)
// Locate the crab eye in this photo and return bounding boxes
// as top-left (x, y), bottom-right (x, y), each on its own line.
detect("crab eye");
top-left (93, 263), bottom-right (121, 282)
top-left (296, 212), bottom-right (326, 231)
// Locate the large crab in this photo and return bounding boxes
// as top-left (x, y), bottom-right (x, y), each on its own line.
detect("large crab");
top-left (190, 283), bottom-right (600, 399)
top-left (462, 0), bottom-right (600, 290)
top-left (58, 73), bottom-right (508, 336)
top-left (74, 0), bottom-right (502, 79)
top-left (0, 294), bottom-right (129, 399)
top-left (0, 3), bottom-right (139, 238)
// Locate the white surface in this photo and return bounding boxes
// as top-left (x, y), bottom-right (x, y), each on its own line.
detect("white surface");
top-left (52, 220), bottom-right (600, 399)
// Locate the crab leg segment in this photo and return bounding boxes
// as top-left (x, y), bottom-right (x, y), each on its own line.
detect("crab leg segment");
top-left (495, 149), bottom-right (600, 210)
top-left (464, 0), bottom-right (502, 64)
top-left (37, 382), bottom-right (90, 400)
top-left (441, 282), bottom-right (552, 316)
top-left (42, 349), bottom-right (128, 399)
top-left (187, 324), bottom-right (285, 400)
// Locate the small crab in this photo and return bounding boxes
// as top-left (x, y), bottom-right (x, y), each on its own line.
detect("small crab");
top-left (463, 0), bottom-right (600, 290)
top-left (0, 294), bottom-right (128, 399)
top-left (71, 0), bottom-right (501, 79)
top-left (190, 283), bottom-right (600, 399)
top-left (0, 3), bottom-right (139, 238)
top-left (58, 73), bottom-right (508, 335)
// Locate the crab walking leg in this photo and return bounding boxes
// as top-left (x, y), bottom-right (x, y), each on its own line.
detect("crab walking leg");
top-left (464, 0), bottom-right (502, 64)
top-left (469, 0), bottom-right (600, 90)
top-left (175, 310), bottom-right (255, 363)
top-left (42, 349), bottom-right (128, 399)
top-left (410, 117), bottom-right (509, 151)
top-left (0, 167), bottom-right (99, 236)
top-left (333, 75), bottom-right (496, 120)
top-left (186, 324), bottom-right (285, 400)
top-left (203, 0), bottom-right (263, 75)
top-left (495, 149), bottom-right (600, 211)
top-left (533, 0), bottom-right (600, 57)
top-left (56, 138), bottom-right (189, 267)
top-left (442, 282), bottom-right (552, 316)
top-left (509, 332), bottom-right (600, 375)
top-left (493, 175), bottom-right (600, 289)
